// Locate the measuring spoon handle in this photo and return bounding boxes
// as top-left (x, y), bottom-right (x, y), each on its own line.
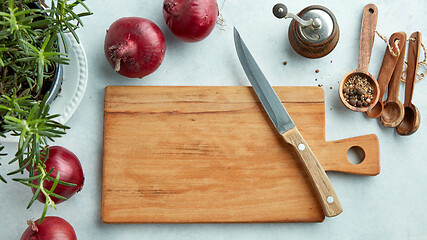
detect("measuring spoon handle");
top-left (357, 4), bottom-right (378, 73)
top-left (404, 32), bottom-right (422, 107)
top-left (387, 32), bottom-right (407, 102)
top-left (376, 32), bottom-right (404, 101)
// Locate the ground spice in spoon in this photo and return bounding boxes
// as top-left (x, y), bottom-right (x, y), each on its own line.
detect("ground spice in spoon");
top-left (343, 74), bottom-right (374, 107)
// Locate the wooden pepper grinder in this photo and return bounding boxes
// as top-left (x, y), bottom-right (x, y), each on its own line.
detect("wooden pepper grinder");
top-left (273, 3), bottom-right (340, 58)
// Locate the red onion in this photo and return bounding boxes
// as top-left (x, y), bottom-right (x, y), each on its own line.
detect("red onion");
top-left (20, 216), bottom-right (77, 240)
top-left (104, 17), bottom-right (166, 78)
top-left (32, 146), bottom-right (84, 204)
top-left (163, 0), bottom-right (218, 42)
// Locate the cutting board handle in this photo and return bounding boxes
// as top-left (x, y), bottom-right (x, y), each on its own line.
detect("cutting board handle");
top-left (321, 134), bottom-right (380, 176)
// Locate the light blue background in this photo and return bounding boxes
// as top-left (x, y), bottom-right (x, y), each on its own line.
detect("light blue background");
top-left (1, 0), bottom-right (427, 239)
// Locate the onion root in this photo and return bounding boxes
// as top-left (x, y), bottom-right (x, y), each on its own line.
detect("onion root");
top-left (114, 59), bottom-right (121, 72)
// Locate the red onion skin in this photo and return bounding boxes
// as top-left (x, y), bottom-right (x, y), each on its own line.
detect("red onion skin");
top-left (32, 146), bottom-right (84, 204)
top-left (104, 17), bottom-right (166, 78)
top-left (20, 216), bottom-right (77, 240)
top-left (163, 0), bottom-right (218, 42)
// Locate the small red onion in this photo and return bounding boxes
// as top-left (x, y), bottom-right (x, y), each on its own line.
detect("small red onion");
top-left (32, 146), bottom-right (84, 204)
top-left (104, 17), bottom-right (166, 78)
top-left (163, 0), bottom-right (218, 42)
top-left (20, 216), bottom-right (77, 240)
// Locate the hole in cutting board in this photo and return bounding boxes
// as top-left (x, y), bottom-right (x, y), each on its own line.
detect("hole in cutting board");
top-left (347, 146), bottom-right (365, 165)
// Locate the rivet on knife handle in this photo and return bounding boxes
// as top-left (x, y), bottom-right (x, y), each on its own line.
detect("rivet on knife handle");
top-left (282, 127), bottom-right (342, 217)
top-left (233, 27), bottom-right (342, 217)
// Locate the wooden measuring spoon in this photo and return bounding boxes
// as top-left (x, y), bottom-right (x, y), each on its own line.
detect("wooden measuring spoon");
top-left (396, 32), bottom-right (422, 136)
top-left (366, 32), bottom-right (405, 118)
top-left (380, 32), bottom-right (407, 127)
top-left (339, 4), bottom-right (379, 112)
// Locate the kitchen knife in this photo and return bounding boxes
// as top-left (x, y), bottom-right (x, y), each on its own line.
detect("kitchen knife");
top-left (233, 27), bottom-right (342, 217)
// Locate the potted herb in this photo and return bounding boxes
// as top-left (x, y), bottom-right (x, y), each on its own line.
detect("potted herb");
top-left (0, 0), bottom-right (91, 222)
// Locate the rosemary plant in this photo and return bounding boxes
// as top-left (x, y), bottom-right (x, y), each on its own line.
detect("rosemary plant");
top-left (0, 0), bottom-right (91, 223)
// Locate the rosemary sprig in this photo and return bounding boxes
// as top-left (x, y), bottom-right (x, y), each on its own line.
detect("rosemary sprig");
top-left (0, 0), bottom-right (92, 99)
top-left (2, 92), bottom-right (72, 222)
top-left (0, 0), bottom-right (91, 223)
top-left (0, 145), bottom-right (7, 183)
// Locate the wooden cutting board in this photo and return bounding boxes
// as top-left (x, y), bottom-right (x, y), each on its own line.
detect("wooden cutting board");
top-left (102, 86), bottom-right (380, 223)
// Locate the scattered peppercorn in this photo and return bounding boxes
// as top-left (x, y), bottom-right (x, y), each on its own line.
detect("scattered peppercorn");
top-left (283, 61), bottom-right (287, 65)
top-left (315, 69), bottom-right (320, 73)
top-left (342, 74), bottom-right (374, 107)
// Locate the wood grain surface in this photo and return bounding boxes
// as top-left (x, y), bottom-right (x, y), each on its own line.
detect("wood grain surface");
top-left (365, 32), bottom-right (405, 119)
top-left (357, 4), bottom-right (378, 73)
top-left (281, 127), bottom-right (342, 217)
top-left (102, 86), bottom-right (380, 223)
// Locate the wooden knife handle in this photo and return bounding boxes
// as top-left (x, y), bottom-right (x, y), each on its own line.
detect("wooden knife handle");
top-left (282, 127), bottom-right (343, 217)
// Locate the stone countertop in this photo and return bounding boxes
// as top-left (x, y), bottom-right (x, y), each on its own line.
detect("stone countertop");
top-left (1, 0), bottom-right (427, 239)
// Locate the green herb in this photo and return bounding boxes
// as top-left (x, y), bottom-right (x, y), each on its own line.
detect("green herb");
top-left (0, 0), bottom-right (91, 223)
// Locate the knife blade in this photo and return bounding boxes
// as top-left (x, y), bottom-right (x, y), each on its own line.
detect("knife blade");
top-left (233, 27), bottom-right (342, 217)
